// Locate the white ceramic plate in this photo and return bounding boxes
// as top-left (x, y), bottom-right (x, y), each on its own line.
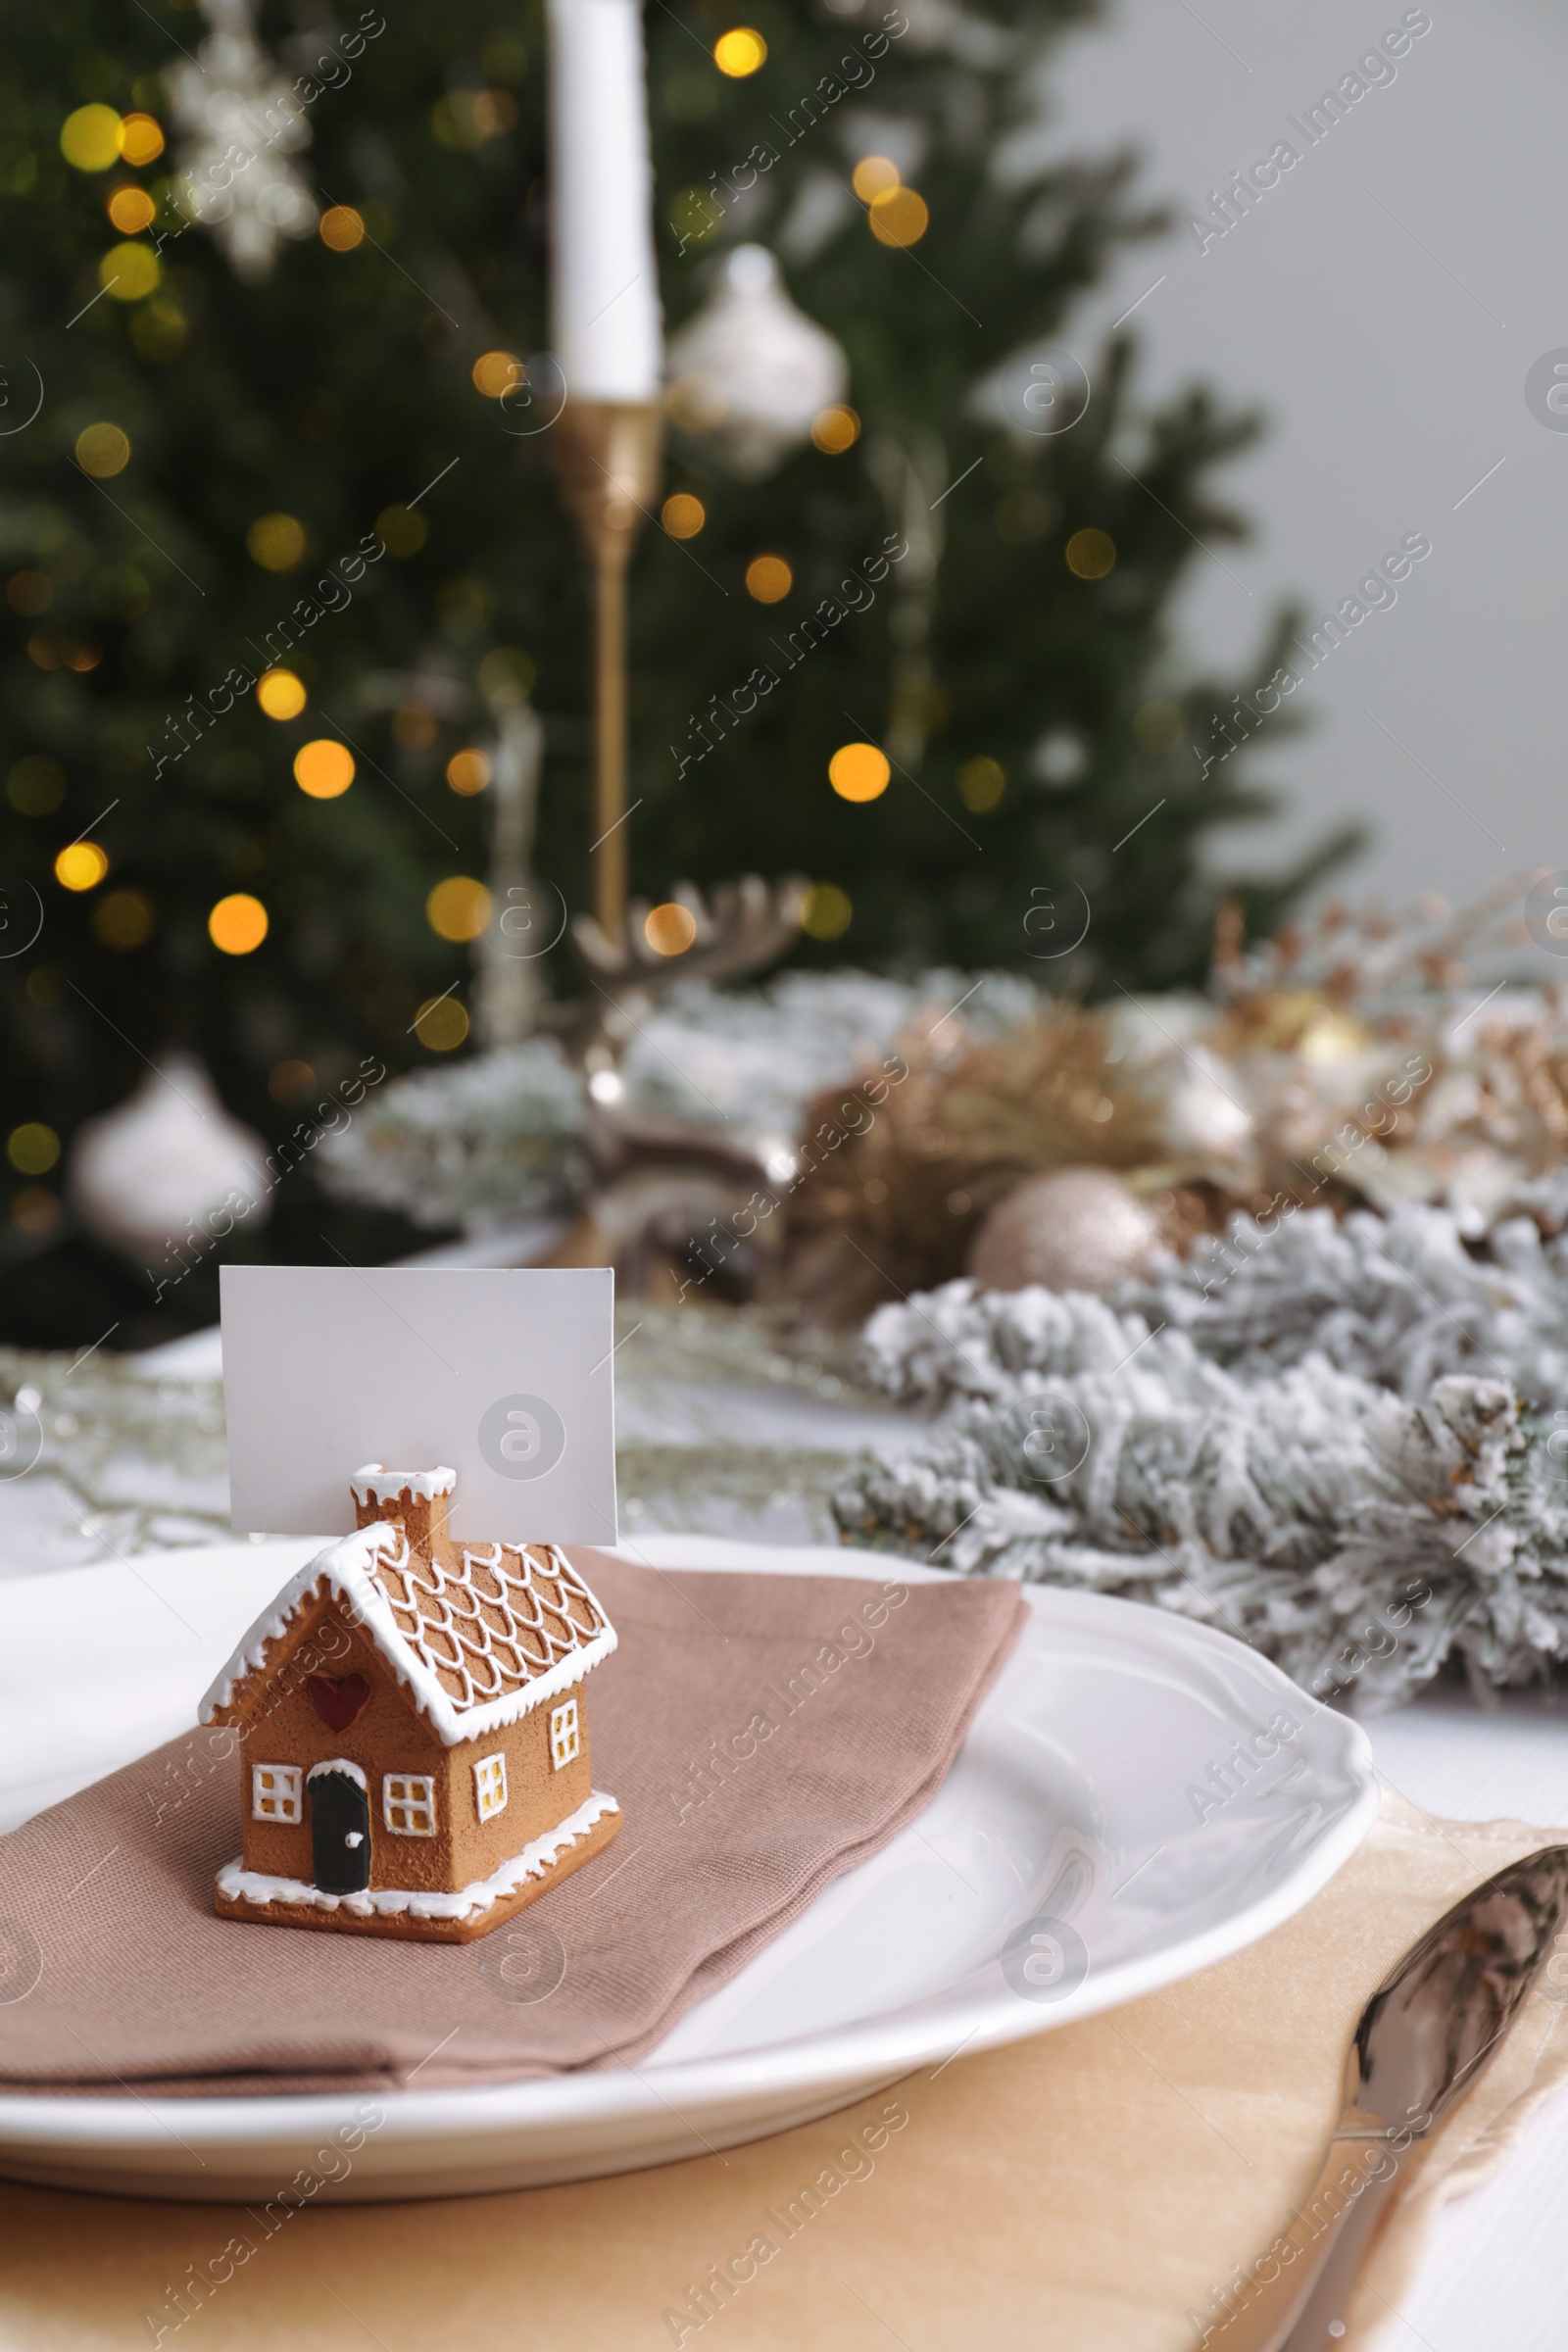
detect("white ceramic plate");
top-left (0, 1535), bottom-right (1377, 2202)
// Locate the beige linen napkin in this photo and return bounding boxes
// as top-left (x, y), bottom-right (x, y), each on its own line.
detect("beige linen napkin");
top-left (1, 1791), bottom-right (1561, 2351)
top-left (0, 1554), bottom-right (1025, 2095)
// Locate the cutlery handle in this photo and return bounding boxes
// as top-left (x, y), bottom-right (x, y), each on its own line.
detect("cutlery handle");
top-left (1200, 2140), bottom-right (1402, 2352)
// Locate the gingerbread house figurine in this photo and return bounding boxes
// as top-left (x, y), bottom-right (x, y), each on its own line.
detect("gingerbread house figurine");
top-left (200, 1465), bottom-right (620, 1942)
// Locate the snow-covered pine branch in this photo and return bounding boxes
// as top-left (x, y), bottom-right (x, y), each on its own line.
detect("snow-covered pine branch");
top-left (839, 1195), bottom-right (1568, 1704)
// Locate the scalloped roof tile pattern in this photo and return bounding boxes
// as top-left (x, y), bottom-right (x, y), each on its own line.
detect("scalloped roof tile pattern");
top-left (379, 1541), bottom-right (612, 1716)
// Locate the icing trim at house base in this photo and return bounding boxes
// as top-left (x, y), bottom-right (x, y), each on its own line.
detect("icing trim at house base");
top-left (214, 1791), bottom-right (622, 1945)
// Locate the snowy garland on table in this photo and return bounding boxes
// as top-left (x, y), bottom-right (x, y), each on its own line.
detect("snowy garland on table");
top-left (871, 1198), bottom-right (1568, 1411)
top-left (318, 885), bottom-right (1568, 1258)
top-left (316, 1039), bottom-right (588, 1232)
top-left (318, 970), bottom-right (1038, 1235)
top-left (1124, 1189), bottom-right (1568, 1404)
top-left (833, 1198), bottom-right (1568, 1705)
top-left (617, 969), bottom-right (1036, 1138)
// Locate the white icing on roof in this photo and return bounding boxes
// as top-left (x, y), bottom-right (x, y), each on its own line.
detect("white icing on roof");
top-left (351, 1464), bottom-right (457, 1502)
top-left (199, 1521), bottom-right (616, 1747)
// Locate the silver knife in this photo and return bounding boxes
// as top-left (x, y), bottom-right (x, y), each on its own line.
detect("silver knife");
top-left (1205, 1842), bottom-right (1568, 2351)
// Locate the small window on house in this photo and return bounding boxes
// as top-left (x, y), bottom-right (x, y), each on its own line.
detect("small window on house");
top-left (382, 1772), bottom-right (437, 1836)
top-left (252, 1762), bottom-right (303, 1823)
top-left (550, 1697), bottom-right (580, 1770)
top-left (473, 1752), bottom-right (508, 1822)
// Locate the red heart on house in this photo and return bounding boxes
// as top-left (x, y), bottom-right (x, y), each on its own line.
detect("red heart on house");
top-left (307, 1673), bottom-right (370, 1732)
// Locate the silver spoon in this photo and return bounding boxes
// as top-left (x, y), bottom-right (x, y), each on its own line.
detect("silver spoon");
top-left (1206, 1842), bottom-right (1568, 2350)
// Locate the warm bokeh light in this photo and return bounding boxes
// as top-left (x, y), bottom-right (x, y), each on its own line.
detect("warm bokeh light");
top-left (645, 902), bottom-right (698, 956)
top-left (810, 405), bottom-right (860, 455)
top-left (853, 155), bottom-right (901, 203)
top-left (97, 569), bottom-right (145, 616)
top-left (319, 205), bottom-right (366, 251)
top-left (101, 241), bottom-right (160, 300)
top-left (98, 568), bottom-right (150, 621)
top-left (293, 740), bottom-right (355, 799)
top-left (802, 883), bottom-right (853, 940)
top-left (60, 105), bottom-right (122, 172)
top-left (1133, 698), bottom-right (1184, 753)
top-left (55, 842), bottom-right (108, 892)
top-left (415, 996), bottom-right (469, 1051)
top-left (130, 296), bottom-right (186, 361)
top-left (46, 644), bottom-right (92, 681)
top-left (994, 489), bottom-right (1054, 546)
top-left (256, 668), bottom-right (307, 720)
top-left (392, 705), bottom-right (437, 749)
top-left (471, 349), bottom-right (522, 399)
top-left (713, 26), bottom-right (766, 74)
top-left (74, 422), bottom-right (129, 478)
top-left (119, 113), bottom-right (165, 167)
top-left (11, 1186), bottom-right (60, 1237)
top-left (26, 632), bottom-right (87, 673)
top-left (432, 88), bottom-right (517, 150)
top-left (375, 504), bottom-right (427, 558)
top-left (8, 757), bottom-right (64, 814)
top-left (247, 513), bottom-right (307, 571)
top-left (667, 194), bottom-right (723, 260)
top-left (869, 187), bottom-right (929, 248)
top-left (91, 887), bottom-right (155, 949)
top-left (477, 647), bottom-right (536, 706)
top-left (209, 894), bottom-right (269, 955)
top-left (6, 572), bottom-right (52, 616)
top-left (426, 876), bottom-right (493, 942)
top-left (1065, 527), bottom-right (1117, 579)
top-left (828, 742), bottom-right (891, 803)
top-left (107, 185), bottom-right (156, 235)
top-left (745, 555), bottom-right (793, 604)
top-left (958, 756), bottom-right (1006, 812)
top-left (269, 1058), bottom-right (317, 1103)
top-left (446, 749), bottom-right (492, 797)
top-left (662, 493), bottom-right (707, 540)
top-left (7, 1122), bottom-right (60, 1176)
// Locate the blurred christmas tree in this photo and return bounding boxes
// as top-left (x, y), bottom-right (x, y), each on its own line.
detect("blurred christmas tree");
top-left (0, 0), bottom-right (1355, 1344)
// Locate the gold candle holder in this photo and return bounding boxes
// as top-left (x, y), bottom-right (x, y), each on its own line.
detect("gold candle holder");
top-left (554, 400), bottom-right (665, 938)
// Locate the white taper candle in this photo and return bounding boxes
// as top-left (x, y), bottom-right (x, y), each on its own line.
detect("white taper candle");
top-left (548, 0), bottom-right (663, 402)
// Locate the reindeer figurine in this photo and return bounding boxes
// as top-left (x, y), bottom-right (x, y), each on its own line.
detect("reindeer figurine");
top-left (544, 875), bottom-right (810, 1297)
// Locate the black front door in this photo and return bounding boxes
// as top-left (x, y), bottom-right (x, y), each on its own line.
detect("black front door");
top-left (311, 1769), bottom-right (371, 1893)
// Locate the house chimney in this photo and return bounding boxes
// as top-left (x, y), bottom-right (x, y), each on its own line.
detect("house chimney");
top-left (351, 1464), bottom-right (456, 1562)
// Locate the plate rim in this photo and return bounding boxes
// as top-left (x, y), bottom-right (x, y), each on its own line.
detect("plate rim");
top-left (0, 1548), bottom-right (1379, 2169)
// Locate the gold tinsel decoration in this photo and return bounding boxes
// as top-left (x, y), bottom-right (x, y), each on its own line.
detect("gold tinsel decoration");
top-left (770, 1004), bottom-right (1171, 1324)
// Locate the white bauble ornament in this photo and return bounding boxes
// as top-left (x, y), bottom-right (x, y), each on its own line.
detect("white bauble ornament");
top-left (966, 1167), bottom-right (1160, 1297)
top-left (70, 1056), bottom-right (271, 1259)
top-left (665, 246), bottom-right (849, 477)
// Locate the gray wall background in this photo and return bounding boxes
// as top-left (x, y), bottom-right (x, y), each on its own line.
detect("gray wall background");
top-left (1034, 0), bottom-right (1564, 914)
